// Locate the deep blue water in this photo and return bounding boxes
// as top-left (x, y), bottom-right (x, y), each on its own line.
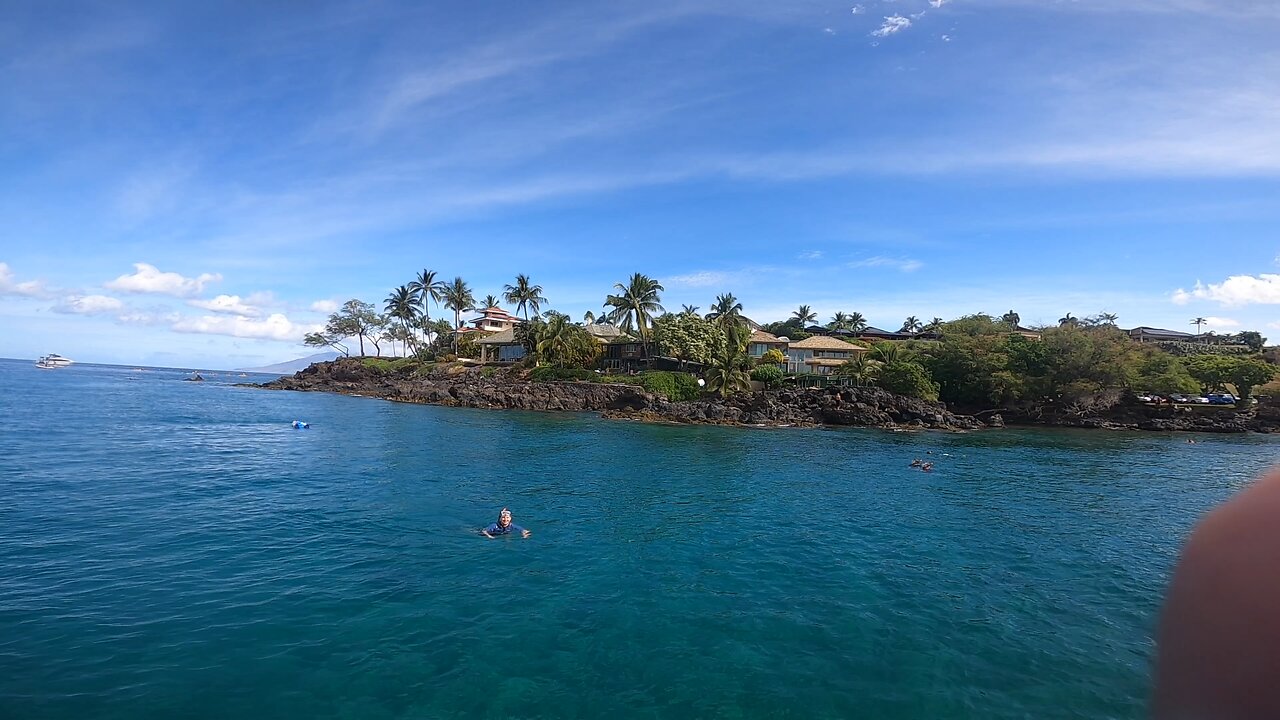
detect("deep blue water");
top-left (2, 358), bottom-right (1277, 719)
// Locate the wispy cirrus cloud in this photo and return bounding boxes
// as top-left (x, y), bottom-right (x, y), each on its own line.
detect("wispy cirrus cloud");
top-left (663, 271), bottom-right (733, 289)
top-left (104, 263), bottom-right (222, 298)
top-left (871, 15), bottom-right (913, 37)
top-left (848, 256), bottom-right (923, 272)
top-left (798, 250), bottom-right (824, 260)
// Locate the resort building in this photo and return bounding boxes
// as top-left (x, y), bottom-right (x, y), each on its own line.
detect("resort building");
top-left (1012, 325), bottom-right (1042, 341)
top-left (466, 306), bottom-right (522, 333)
top-left (855, 326), bottom-right (914, 341)
top-left (786, 335), bottom-right (869, 375)
top-left (475, 328), bottom-right (526, 363)
top-left (746, 329), bottom-right (788, 360)
top-left (1128, 326), bottom-right (1194, 343)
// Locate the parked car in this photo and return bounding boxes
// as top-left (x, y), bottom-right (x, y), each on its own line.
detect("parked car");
top-left (1207, 393), bottom-right (1238, 405)
top-left (1168, 393), bottom-right (1192, 403)
top-left (1190, 396), bottom-right (1211, 404)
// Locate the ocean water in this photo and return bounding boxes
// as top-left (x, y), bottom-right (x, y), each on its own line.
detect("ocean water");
top-left (2, 358), bottom-right (1277, 719)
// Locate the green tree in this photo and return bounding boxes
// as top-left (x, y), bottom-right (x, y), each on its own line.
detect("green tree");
top-left (303, 330), bottom-right (349, 356)
top-left (1234, 331), bottom-right (1266, 352)
top-left (408, 269), bottom-right (445, 343)
top-left (384, 285), bottom-right (422, 356)
top-left (705, 347), bottom-right (752, 397)
top-left (877, 361), bottom-right (939, 401)
top-left (1001, 311), bottom-right (1020, 327)
top-left (1191, 317), bottom-right (1207, 335)
top-left (328, 299), bottom-right (382, 356)
top-left (707, 293), bottom-right (749, 350)
top-left (1185, 355), bottom-right (1234, 392)
top-left (834, 354), bottom-right (880, 386)
top-left (791, 305), bottom-right (817, 326)
top-left (829, 312), bottom-right (851, 331)
top-left (653, 313), bottom-right (727, 367)
top-left (900, 316), bottom-right (923, 334)
top-left (605, 273), bottom-right (665, 355)
top-left (750, 364), bottom-right (784, 388)
top-left (847, 312), bottom-right (868, 333)
top-left (503, 274), bottom-right (548, 321)
top-left (1228, 358), bottom-right (1277, 399)
top-left (923, 317), bottom-right (946, 333)
top-left (533, 314), bottom-right (600, 368)
top-left (681, 304), bottom-right (700, 317)
top-left (1136, 352), bottom-right (1200, 395)
top-left (760, 348), bottom-right (786, 365)
top-left (1058, 313), bottom-right (1078, 327)
top-left (583, 310), bottom-right (596, 324)
top-left (440, 277), bottom-right (476, 355)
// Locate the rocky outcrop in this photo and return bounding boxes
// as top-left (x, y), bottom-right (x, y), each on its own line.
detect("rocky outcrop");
top-left (994, 397), bottom-right (1271, 434)
top-left (614, 385), bottom-right (983, 430)
top-left (256, 359), bottom-right (980, 430)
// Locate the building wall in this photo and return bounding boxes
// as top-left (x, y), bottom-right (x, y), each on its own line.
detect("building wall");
top-left (498, 345), bottom-right (526, 362)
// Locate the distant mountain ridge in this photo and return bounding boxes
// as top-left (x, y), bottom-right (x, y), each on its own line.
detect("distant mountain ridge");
top-left (237, 352), bottom-right (340, 374)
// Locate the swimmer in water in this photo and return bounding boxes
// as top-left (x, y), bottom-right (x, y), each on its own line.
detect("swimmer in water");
top-left (482, 508), bottom-right (531, 539)
top-left (910, 458), bottom-right (923, 467)
top-left (921, 462), bottom-right (934, 472)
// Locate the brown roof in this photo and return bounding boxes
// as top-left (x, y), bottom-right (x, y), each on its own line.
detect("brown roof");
top-left (584, 323), bottom-right (626, 339)
top-left (788, 335), bottom-right (868, 352)
top-left (475, 328), bottom-right (519, 345)
top-left (748, 329), bottom-right (787, 345)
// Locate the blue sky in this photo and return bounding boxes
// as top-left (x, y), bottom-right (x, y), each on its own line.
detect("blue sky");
top-left (2, 0), bottom-right (1278, 368)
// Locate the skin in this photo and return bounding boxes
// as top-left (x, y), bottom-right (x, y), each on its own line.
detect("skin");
top-left (1151, 469), bottom-right (1280, 719)
top-left (481, 510), bottom-right (531, 539)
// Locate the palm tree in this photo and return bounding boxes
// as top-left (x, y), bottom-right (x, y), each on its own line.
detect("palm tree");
top-left (923, 317), bottom-right (945, 333)
top-left (792, 305), bottom-right (817, 327)
top-left (1191, 317), bottom-right (1207, 336)
top-left (872, 342), bottom-right (900, 364)
top-left (1098, 312), bottom-right (1119, 326)
top-left (829, 312), bottom-right (851, 331)
top-left (1059, 312), bottom-right (1078, 327)
top-left (847, 312), bottom-right (868, 333)
top-left (440, 277), bottom-right (476, 354)
top-left (705, 347), bottom-right (752, 397)
top-left (384, 285), bottom-right (421, 356)
top-left (900, 316), bottom-right (922, 334)
top-left (481, 294), bottom-right (501, 310)
top-left (408, 269), bottom-right (445, 343)
top-left (605, 274), bottom-right (664, 355)
top-left (835, 354), bottom-right (880, 386)
top-left (503, 274), bottom-right (548, 321)
top-left (583, 310), bottom-right (596, 324)
top-left (708, 293), bottom-right (748, 349)
top-left (1001, 310), bottom-right (1020, 327)
top-left (681, 304), bottom-right (700, 317)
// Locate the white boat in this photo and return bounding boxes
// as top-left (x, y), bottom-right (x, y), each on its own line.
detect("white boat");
top-left (35, 354), bottom-right (74, 369)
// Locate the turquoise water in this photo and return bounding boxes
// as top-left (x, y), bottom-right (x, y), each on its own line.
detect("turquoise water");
top-left (2, 358), bottom-right (1276, 719)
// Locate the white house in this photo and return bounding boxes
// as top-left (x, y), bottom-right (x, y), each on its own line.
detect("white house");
top-left (786, 335), bottom-right (868, 375)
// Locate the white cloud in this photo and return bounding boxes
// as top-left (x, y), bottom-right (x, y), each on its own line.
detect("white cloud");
top-left (663, 271), bottom-right (731, 289)
top-left (848, 256), bottom-right (923, 272)
top-left (171, 313), bottom-right (321, 342)
top-left (0, 262), bottom-right (48, 297)
top-left (851, 4), bottom-right (865, 14)
top-left (1172, 275), bottom-right (1280, 306)
top-left (798, 251), bottom-right (824, 260)
top-left (1203, 316), bottom-right (1241, 329)
top-left (871, 15), bottom-right (912, 37)
top-left (310, 299), bottom-right (339, 313)
top-left (187, 294), bottom-right (262, 317)
top-left (929, 0), bottom-right (949, 8)
top-left (104, 263), bottom-right (221, 297)
top-left (52, 294), bottom-right (124, 315)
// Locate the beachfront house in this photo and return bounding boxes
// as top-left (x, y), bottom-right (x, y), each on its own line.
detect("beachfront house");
top-left (1128, 326), bottom-right (1194, 343)
top-left (746, 329), bottom-right (788, 360)
top-left (786, 335), bottom-right (868, 376)
top-left (467, 306), bottom-right (522, 333)
top-left (583, 323), bottom-right (629, 345)
top-left (475, 328), bottom-right (526, 363)
top-left (855, 326), bottom-right (914, 342)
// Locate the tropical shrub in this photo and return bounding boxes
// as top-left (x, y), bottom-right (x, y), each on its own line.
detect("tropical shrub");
top-left (760, 348), bottom-right (786, 365)
top-left (1154, 341), bottom-right (1253, 357)
top-left (530, 366), bottom-right (596, 382)
top-left (876, 360), bottom-right (939, 401)
top-left (750, 364), bottom-right (784, 388)
top-left (638, 371), bottom-right (701, 401)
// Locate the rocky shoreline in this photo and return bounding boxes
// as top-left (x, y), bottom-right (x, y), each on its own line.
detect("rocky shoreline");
top-left (254, 359), bottom-right (1280, 434)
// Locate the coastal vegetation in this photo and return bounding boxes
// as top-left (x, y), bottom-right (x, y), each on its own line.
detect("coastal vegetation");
top-left (304, 267), bottom-right (1277, 420)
